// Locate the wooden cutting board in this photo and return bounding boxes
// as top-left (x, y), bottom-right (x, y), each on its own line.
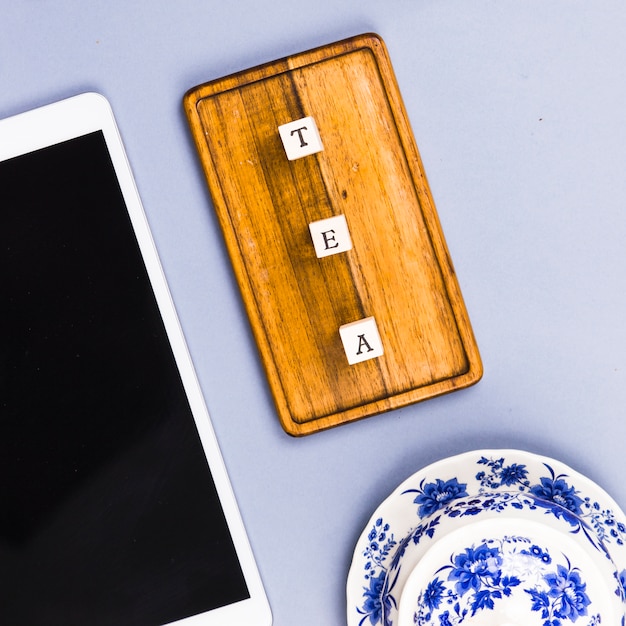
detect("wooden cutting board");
top-left (184, 33), bottom-right (482, 435)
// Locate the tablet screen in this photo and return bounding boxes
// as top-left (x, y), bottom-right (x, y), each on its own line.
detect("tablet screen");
top-left (0, 129), bottom-right (250, 624)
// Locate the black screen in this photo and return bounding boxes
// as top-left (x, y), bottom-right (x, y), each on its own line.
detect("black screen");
top-left (0, 131), bottom-right (249, 625)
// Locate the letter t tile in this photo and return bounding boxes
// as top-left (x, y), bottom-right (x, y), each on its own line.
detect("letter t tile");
top-left (278, 116), bottom-right (324, 160)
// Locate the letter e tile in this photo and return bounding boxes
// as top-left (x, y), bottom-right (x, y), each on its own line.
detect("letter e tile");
top-left (339, 317), bottom-right (384, 365)
top-left (309, 214), bottom-right (352, 258)
top-left (278, 116), bottom-right (324, 160)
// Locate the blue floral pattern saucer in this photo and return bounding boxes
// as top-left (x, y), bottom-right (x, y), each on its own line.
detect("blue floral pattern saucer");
top-left (396, 518), bottom-right (621, 626)
top-left (346, 450), bottom-right (626, 626)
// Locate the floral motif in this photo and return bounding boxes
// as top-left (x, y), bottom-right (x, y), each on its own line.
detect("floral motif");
top-left (581, 498), bottom-right (626, 547)
top-left (413, 537), bottom-right (598, 626)
top-left (476, 456), bottom-right (530, 490)
top-left (525, 564), bottom-right (594, 624)
top-left (447, 543), bottom-right (505, 597)
top-left (541, 564), bottom-right (591, 621)
top-left (358, 518), bottom-right (398, 626)
top-left (403, 478), bottom-right (468, 518)
top-left (531, 478), bottom-right (584, 518)
top-left (422, 578), bottom-right (446, 611)
top-left (359, 572), bottom-right (392, 626)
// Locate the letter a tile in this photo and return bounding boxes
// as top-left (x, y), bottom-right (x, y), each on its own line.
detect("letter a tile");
top-left (339, 317), bottom-right (384, 365)
top-left (278, 116), bottom-right (324, 160)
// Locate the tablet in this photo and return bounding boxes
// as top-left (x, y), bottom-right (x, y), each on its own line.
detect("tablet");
top-left (0, 93), bottom-right (272, 626)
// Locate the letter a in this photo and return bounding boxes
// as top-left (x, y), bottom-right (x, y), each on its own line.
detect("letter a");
top-left (356, 333), bottom-right (374, 355)
top-left (339, 316), bottom-right (383, 365)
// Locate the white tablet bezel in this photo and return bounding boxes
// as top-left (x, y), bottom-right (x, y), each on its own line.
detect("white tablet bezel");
top-left (0, 92), bottom-right (272, 626)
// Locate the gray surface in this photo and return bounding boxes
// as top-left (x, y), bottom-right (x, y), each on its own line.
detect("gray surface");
top-left (4, 1), bottom-right (626, 623)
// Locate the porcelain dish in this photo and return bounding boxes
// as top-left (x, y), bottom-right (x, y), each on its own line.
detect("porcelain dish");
top-left (346, 449), bottom-right (626, 626)
top-left (397, 518), bottom-right (622, 626)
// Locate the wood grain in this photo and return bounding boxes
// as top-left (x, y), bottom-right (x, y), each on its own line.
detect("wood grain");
top-left (184, 33), bottom-right (482, 435)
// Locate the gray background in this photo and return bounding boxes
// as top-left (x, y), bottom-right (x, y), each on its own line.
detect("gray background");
top-left (4, 1), bottom-right (626, 624)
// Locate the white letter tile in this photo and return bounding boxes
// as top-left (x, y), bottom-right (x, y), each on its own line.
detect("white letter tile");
top-left (309, 214), bottom-right (352, 258)
top-left (339, 317), bottom-right (384, 365)
top-left (278, 116), bottom-right (324, 160)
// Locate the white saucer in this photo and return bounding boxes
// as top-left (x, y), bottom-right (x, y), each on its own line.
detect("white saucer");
top-left (396, 518), bottom-right (622, 626)
top-left (346, 449), bottom-right (626, 626)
